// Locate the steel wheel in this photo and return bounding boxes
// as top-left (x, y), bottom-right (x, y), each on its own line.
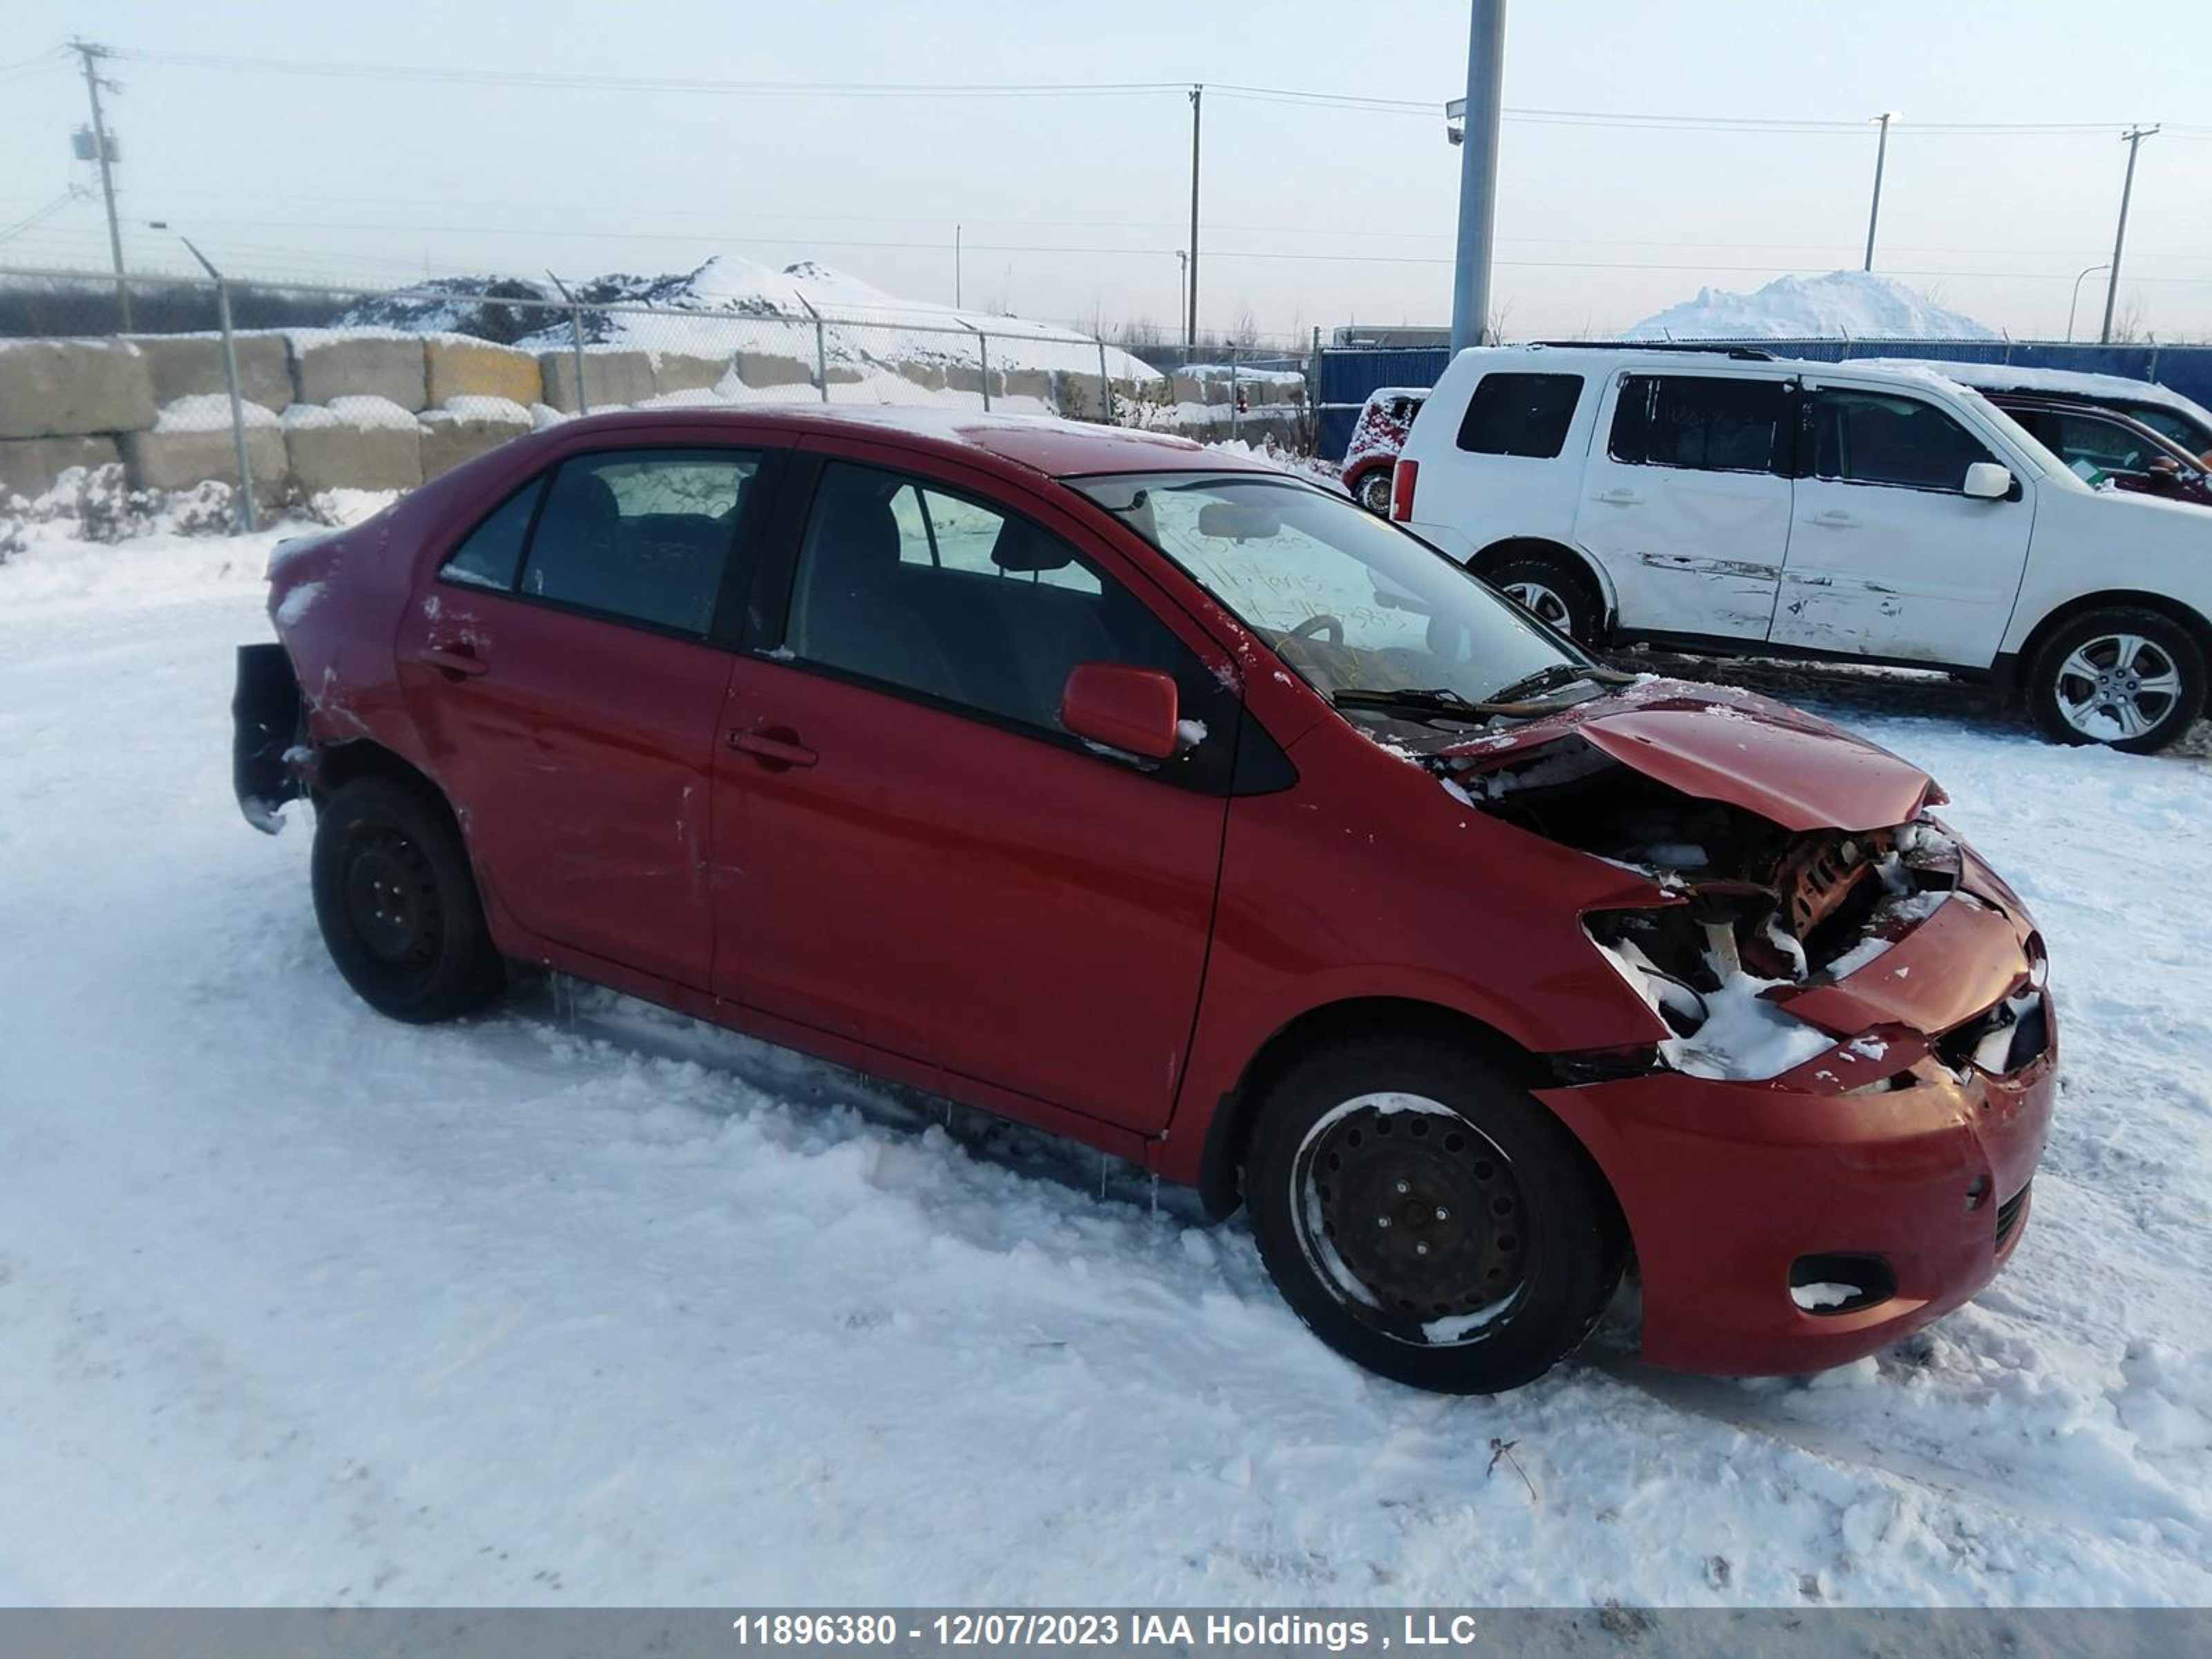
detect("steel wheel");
top-left (1290, 1092), bottom-right (1532, 1346)
top-left (2051, 631), bottom-right (2183, 742)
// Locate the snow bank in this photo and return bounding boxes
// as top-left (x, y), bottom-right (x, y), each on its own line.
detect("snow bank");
top-left (1627, 272), bottom-right (1999, 341)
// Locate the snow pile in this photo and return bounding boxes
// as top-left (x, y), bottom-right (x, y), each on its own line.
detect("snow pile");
top-left (336, 251), bottom-right (1158, 386)
top-left (1627, 272), bottom-right (1999, 342)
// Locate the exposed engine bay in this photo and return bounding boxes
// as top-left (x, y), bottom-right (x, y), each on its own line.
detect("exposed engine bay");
top-left (1436, 731), bottom-right (2047, 1085)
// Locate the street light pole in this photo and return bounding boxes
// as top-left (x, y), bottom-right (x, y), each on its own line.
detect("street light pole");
top-left (1863, 113), bottom-right (1897, 272)
top-left (2101, 126), bottom-right (2158, 344)
top-left (1448, 0), bottom-right (1506, 355)
top-left (2066, 263), bottom-right (2109, 343)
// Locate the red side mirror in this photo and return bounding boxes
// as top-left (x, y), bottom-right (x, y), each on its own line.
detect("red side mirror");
top-left (1060, 663), bottom-right (1179, 760)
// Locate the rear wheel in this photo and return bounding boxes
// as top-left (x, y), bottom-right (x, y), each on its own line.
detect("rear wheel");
top-left (1478, 548), bottom-right (1604, 644)
top-left (1355, 467), bottom-right (1394, 515)
top-left (2025, 607), bottom-right (2205, 753)
top-left (311, 776), bottom-right (504, 1022)
top-left (1244, 1033), bottom-right (1622, 1394)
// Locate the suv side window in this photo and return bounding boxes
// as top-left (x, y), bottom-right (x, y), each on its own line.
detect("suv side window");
top-left (514, 449), bottom-right (760, 634)
top-left (1806, 390), bottom-right (1996, 492)
top-left (1609, 374), bottom-right (1790, 473)
top-left (785, 462), bottom-right (1232, 785)
top-left (1456, 373), bottom-right (1583, 458)
top-left (440, 477), bottom-right (545, 590)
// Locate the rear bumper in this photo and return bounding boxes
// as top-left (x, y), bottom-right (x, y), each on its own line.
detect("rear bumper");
top-left (1540, 1024), bottom-right (2054, 1375)
top-left (233, 642), bottom-right (303, 834)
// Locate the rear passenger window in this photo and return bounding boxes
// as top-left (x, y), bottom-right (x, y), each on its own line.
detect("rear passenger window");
top-left (1610, 374), bottom-right (1790, 473)
top-left (518, 449), bottom-right (758, 634)
top-left (785, 462), bottom-right (1230, 782)
top-left (1456, 373), bottom-right (1582, 458)
top-left (440, 478), bottom-right (544, 590)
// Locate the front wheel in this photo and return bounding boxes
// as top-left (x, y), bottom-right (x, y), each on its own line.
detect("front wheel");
top-left (1244, 1034), bottom-right (1622, 1394)
top-left (311, 776), bottom-right (505, 1022)
top-left (2024, 607), bottom-right (2205, 753)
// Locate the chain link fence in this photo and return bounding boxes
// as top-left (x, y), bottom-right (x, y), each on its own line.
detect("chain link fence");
top-left (0, 263), bottom-right (1152, 537)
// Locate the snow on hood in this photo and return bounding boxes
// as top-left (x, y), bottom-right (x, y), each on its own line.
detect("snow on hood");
top-left (1445, 679), bottom-right (1935, 834)
top-left (1625, 271), bottom-right (1998, 342)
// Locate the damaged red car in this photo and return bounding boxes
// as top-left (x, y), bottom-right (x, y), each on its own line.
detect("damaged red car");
top-left (234, 406), bottom-right (2055, 1394)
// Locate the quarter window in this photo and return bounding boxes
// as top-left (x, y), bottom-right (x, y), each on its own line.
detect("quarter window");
top-left (516, 449), bottom-right (759, 634)
top-left (785, 462), bottom-right (1228, 777)
top-left (1609, 374), bottom-right (1790, 473)
top-left (1456, 373), bottom-right (1583, 458)
top-left (1806, 391), bottom-right (1996, 492)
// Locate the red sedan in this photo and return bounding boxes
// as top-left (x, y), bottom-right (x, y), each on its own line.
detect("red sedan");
top-left (234, 406), bottom-right (2054, 1392)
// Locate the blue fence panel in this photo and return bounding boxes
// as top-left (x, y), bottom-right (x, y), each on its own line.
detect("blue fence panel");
top-left (1315, 339), bottom-right (2212, 464)
top-left (1316, 348), bottom-right (1448, 461)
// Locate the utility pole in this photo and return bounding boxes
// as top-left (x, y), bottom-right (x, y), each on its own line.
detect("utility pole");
top-left (71, 38), bottom-right (130, 330)
top-left (1176, 250), bottom-right (1188, 345)
top-left (1449, 0), bottom-right (1506, 354)
top-left (1186, 84), bottom-right (1203, 349)
top-left (2101, 125), bottom-right (2158, 345)
top-left (954, 223), bottom-right (962, 309)
top-left (1863, 113), bottom-right (1897, 272)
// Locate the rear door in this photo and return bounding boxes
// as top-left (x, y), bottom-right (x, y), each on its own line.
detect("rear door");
top-left (395, 442), bottom-right (779, 988)
top-left (1770, 385), bottom-right (2033, 667)
top-left (709, 446), bottom-right (1239, 1134)
top-left (1573, 370), bottom-right (1796, 641)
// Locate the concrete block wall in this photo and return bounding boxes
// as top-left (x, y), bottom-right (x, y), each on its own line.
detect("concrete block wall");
top-left (1, 327), bottom-right (1204, 507)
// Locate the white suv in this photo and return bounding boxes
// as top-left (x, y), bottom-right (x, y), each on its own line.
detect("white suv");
top-left (1392, 344), bottom-right (2211, 752)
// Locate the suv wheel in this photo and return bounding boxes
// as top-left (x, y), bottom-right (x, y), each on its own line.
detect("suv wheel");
top-left (2025, 607), bottom-right (2206, 754)
top-left (1244, 1033), bottom-right (1622, 1394)
top-left (1479, 550), bottom-right (1604, 644)
top-left (1355, 468), bottom-right (1394, 515)
top-left (311, 776), bottom-right (505, 1022)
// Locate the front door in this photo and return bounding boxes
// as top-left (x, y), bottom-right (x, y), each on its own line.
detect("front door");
top-left (710, 452), bottom-right (1238, 1133)
top-left (1770, 385), bottom-right (2034, 667)
top-left (395, 444), bottom-right (771, 988)
top-left (1574, 370), bottom-right (1796, 641)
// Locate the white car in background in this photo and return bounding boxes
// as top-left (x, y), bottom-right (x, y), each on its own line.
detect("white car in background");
top-left (1392, 344), bottom-right (2212, 752)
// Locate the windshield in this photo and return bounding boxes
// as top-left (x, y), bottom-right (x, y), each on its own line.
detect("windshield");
top-left (1071, 471), bottom-right (1582, 717)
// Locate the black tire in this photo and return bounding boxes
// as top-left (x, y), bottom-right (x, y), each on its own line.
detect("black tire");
top-left (2023, 606), bottom-right (2206, 754)
top-left (1477, 548), bottom-right (1604, 644)
top-left (311, 776), bottom-right (504, 1023)
top-left (1244, 1033), bottom-right (1622, 1394)
top-left (1354, 468), bottom-right (1394, 516)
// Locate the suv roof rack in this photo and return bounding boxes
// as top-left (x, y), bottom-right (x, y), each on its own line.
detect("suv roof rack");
top-left (1529, 341), bottom-right (1777, 362)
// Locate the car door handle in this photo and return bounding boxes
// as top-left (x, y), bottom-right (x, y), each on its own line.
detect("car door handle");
top-left (728, 727), bottom-right (818, 769)
top-left (418, 643), bottom-right (489, 678)
top-left (1594, 488), bottom-right (1642, 506)
top-left (1809, 509), bottom-right (1857, 527)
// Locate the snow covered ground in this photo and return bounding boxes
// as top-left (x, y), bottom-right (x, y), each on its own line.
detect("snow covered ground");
top-left (3, 520), bottom-right (2209, 1609)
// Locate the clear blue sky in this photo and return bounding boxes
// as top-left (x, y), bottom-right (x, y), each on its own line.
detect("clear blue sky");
top-left (3, 0), bottom-right (2206, 340)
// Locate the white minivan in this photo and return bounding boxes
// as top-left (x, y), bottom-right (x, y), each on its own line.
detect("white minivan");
top-left (1392, 345), bottom-right (2211, 752)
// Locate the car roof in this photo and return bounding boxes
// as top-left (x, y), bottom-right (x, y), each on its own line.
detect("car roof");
top-left (530, 404), bottom-right (1283, 482)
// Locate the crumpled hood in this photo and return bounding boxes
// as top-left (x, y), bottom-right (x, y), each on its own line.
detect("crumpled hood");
top-left (1443, 678), bottom-right (1936, 834)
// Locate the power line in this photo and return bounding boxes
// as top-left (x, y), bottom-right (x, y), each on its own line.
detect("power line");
top-left (105, 48), bottom-right (2180, 136)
